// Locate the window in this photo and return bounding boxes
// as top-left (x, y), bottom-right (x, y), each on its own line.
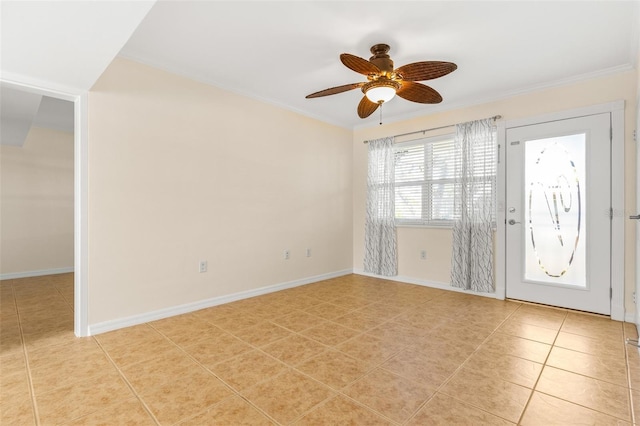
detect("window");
top-left (394, 133), bottom-right (496, 226)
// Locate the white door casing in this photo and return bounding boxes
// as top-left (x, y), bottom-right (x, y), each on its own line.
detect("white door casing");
top-left (635, 95), bottom-right (640, 329)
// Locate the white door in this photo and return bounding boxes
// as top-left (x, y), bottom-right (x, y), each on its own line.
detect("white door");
top-left (505, 113), bottom-right (611, 315)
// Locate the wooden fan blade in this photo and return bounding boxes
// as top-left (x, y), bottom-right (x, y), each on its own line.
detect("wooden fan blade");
top-left (306, 83), bottom-right (364, 98)
top-left (395, 61), bottom-right (457, 81)
top-left (397, 81), bottom-right (443, 104)
top-left (340, 53), bottom-right (380, 76)
top-left (357, 96), bottom-right (380, 118)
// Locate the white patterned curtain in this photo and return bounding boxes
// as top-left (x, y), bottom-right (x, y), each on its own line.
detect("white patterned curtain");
top-left (450, 119), bottom-right (497, 292)
top-left (364, 137), bottom-right (397, 276)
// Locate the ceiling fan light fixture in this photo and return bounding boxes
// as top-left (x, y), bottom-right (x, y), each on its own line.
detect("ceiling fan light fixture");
top-left (305, 43), bottom-right (457, 119)
top-left (363, 80), bottom-right (400, 104)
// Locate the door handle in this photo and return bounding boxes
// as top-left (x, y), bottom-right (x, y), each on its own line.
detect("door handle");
top-left (508, 219), bottom-right (520, 225)
top-left (630, 214), bottom-right (640, 220)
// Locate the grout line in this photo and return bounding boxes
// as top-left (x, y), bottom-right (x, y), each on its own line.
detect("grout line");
top-left (243, 325), bottom-right (370, 423)
top-left (624, 325), bottom-right (637, 425)
top-left (194, 300), bottom-right (406, 424)
top-left (12, 280), bottom-right (42, 426)
top-left (514, 306), bottom-right (566, 425)
top-left (514, 309), bottom-right (634, 422)
top-left (283, 312), bottom-right (397, 390)
top-left (285, 359), bottom-right (398, 425)
top-left (53, 281), bottom-right (74, 311)
top-left (403, 300), bottom-right (527, 425)
top-left (295, 390), bottom-right (402, 426)
top-left (630, 385), bottom-right (636, 422)
top-left (531, 388), bottom-right (633, 423)
top-left (92, 335), bottom-right (162, 426)
top-left (176, 311), bottom-right (340, 424)
top-left (145, 321), bottom-right (282, 425)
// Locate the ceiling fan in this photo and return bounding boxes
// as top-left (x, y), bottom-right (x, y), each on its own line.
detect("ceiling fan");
top-left (306, 43), bottom-right (457, 119)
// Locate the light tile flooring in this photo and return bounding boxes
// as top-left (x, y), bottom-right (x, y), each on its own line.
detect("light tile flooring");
top-left (1, 273), bottom-right (639, 425)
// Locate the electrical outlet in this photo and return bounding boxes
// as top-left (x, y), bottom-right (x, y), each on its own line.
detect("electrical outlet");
top-left (284, 250), bottom-right (290, 260)
top-left (420, 250), bottom-right (427, 260)
top-left (199, 260), bottom-right (208, 273)
top-left (634, 292), bottom-right (637, 304)
top-left (306, 248), bottom-right (311, 258)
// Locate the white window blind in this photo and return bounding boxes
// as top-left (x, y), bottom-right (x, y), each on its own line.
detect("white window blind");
top-left (394, 134), bottom-right (496, 226)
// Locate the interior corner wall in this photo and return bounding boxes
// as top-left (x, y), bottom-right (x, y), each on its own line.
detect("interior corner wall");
top-left (0, 127), bottom-right (74, 276)
top-left (352, 70), bottom-right (637, 316)
top-left (87, 57), bottom-right (353, 326)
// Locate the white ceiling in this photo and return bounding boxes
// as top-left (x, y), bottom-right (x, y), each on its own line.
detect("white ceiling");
top-left (1, 0), bottom-right (155, 93)
top-left (1, 1), bottom-right (154, 145)
top-left (1, 1), bottom-right (638, 133)
top-left (119, 1), bottom-right (640, 129)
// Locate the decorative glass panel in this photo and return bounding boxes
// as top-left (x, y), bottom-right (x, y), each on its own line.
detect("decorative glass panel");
top-left (524, 134), bottom-right (586, 287)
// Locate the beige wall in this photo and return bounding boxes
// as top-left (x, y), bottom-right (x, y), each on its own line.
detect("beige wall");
top-left (0, 127), bottom-right (74, 275)
top-left (353, 70), bottom-right (637, 314)
top-left (88, 58), bottom-right (353, 325)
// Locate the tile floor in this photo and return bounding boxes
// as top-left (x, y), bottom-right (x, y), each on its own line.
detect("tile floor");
top-left (1, 273), bottom-right (639, 425)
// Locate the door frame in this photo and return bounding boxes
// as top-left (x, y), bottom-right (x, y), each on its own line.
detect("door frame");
top-left (496, 100), bottom-right (625, 321)
top-left (1, 78), bottom-right (90, 336)
top-left (636, 93), bottom-right (640, 330)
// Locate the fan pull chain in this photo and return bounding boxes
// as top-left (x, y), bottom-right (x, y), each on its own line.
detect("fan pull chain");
top-left (379, 102), bottom-right (383, 125)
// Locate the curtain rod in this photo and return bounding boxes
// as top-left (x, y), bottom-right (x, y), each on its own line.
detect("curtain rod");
top-left (362, 115), bottom-right (502, 144)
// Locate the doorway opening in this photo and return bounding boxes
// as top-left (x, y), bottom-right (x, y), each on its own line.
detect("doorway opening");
top-left (0, 80), bottom-right (88, 336)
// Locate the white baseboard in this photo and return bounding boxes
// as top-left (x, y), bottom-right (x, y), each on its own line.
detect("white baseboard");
top-left (88, 269), bottom-right (353, 336)
top-left (1, 267), bottom-right (74, 281)
top-left (352, 269), bottom-right (503, 300)
top-left (624, 312), bottom-right (636, 323)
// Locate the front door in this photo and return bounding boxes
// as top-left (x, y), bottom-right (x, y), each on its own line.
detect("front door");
top-left (505, 113), bottom-right (611, 315)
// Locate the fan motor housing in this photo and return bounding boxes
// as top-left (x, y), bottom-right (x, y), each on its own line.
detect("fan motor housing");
top-left (369, 43), bottom-right (394, 75)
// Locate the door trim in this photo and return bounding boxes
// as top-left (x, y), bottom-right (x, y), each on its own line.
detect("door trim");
top-left (497, 100), bottom-right (625, 320)
top-left (1, 78), bottom-right (90, 336)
